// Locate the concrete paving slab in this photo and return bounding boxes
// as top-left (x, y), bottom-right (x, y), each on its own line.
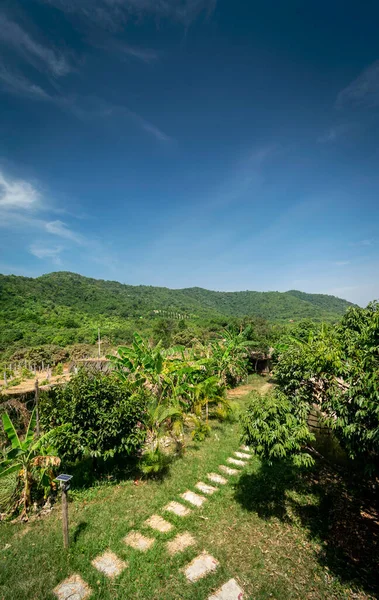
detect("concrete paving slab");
top-left (164, 501), bottom-right (191, 517)
top-left (123, 531), bottom-right (155, 552)
top-left (53, 574), bottom-right (91, 600)
top-left (240, 445), bottom-right (251, 452)
top-left (145, 514), bottom-right (173, 533)
top-left (207, 473), bottom-right (228, 485)
top-left (195, 482), bottom-right (218, 495)
top-left (166, 532), bottom-right (196, 555)
top-left (219, 465), bottom-right (239, 476)
top-left (91, 551), bottom-right (127, 578)
top-left (208, 578), bottom-right (244, 600)
top-left (234, 451), bottom-right (251, 460)
top-left (181, 490), bottom-right (207, 507)
top-left (184, 551), bottom-right (219, 582)
top-left (227, 457), bottom-right (246, 467)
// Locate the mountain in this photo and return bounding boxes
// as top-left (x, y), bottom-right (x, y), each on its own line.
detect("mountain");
top-left (0, 272), bottom-right (355, 357)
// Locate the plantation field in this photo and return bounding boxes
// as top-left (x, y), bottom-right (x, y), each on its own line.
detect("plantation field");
top-left (0, 378), bottom-right (376, 600)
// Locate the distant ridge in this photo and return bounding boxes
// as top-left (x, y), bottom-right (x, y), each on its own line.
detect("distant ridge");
top-left (0, 271), bottom-right (354, 323)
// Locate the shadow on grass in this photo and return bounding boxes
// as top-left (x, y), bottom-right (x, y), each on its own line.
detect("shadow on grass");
top-left (72, 521), bottom-right (88, 543)
top-left (235, 460), bottom-right (379, 597)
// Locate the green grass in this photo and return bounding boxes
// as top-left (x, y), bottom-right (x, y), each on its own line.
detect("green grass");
top-left (0, 379), bottom-right (376, 600)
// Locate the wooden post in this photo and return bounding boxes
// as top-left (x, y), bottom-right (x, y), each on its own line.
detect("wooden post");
top-left (3, 371), bottom-right (7, 387)
top-left (61, 485), bottom-right (69, 548)
top-left (35, 379), bottom-right (40, 437)
top-left (98, 327), bottom-right (101, 358)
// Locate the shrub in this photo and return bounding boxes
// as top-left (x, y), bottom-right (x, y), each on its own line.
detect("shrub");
top-left (39, 369), bottom-right (147, 462)
top-left (241, 390), bottom-right (315, 467)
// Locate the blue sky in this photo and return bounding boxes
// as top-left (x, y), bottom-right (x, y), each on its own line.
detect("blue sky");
top-left (0, 0), bottom-right (378, 305)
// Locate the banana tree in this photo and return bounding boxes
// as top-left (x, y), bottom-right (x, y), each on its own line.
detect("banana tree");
top-left (0, 408), bottom-right (60, 519)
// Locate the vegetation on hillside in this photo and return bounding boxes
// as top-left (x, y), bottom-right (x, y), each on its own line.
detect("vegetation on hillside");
top-left (0, 271), bottom-right (353, 363)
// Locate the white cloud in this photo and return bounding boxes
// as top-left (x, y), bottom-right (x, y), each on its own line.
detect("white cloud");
top-left (0, 170), bottom-right (41, 209)
top-left (0, 66), bottom-right (50, 100)
top-left (42, 0), bottom-right (217, 30)
top-left (317, 123), bottom-right (354, 143)
top-left (333, 260), bottom-right (350, 266)
top-left (29, 243), bottom-right (63, 264)
top-left (336, 60), bottom-right (379, 108)
top-left (45, 220), bottom-right (84, 244)
top-left (0, 13), bottom-right (71, 77)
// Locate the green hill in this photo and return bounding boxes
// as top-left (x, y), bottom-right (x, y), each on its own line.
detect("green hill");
top-left (0, 271), bottom-right (354, 358)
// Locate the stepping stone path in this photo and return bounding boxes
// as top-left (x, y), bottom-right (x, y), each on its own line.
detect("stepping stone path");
top-left (181, 490), bottom-right (207, 507)
top-left (123, 531), bottom-right (155, 552)
top-left (195, 482), bottom-right (219, 495)
top-left (145, 514), bottom-right (173, 533)
top-left (164, 501), bottom-right (191, 517)
top-left (227, 457), bottom-right (246, 467)
top-left (53, 574), bottom-right (91, 600)
top-left (240, 445), bottom-right (251, 452)
top-left (92, 550), bottom-right (127, 578)
top-left (207, 472), bottom-right (227, 485)
top-left (234, 451), bottom-right (251, 460)
top-left (208, 578), bottom-right (244, 600)
top-left (52, 442), bottom-right (249, 599)
top-left (167, 532), bottom-right (196, 555)
top-left (184, 551), bottom-right (219, 582)
top-left (219, 464), bottom-right (239, 476)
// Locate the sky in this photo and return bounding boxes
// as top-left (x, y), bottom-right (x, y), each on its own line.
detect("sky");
top-left (0, 0), bottom-right (379, 306)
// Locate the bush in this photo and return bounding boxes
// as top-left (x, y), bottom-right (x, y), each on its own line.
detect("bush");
top-left (39, 369), bottom-right (147, 462)
top-left (241, 390), bottom-right (315, 467)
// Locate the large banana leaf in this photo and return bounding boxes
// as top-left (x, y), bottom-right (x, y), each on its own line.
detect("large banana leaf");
top-left (0, 463), bottom-right (20, 479)
top-left (1, 413), bottom-right (21, 450)
top-left (22, 407), bottom-right (36, 450)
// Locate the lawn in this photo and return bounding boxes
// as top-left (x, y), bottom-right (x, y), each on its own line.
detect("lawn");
top-left (0, 376), bottom-right (376, 600)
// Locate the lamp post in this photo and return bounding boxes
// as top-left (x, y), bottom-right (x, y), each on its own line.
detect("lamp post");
top-left (56, 474), bottom-right (73, 548)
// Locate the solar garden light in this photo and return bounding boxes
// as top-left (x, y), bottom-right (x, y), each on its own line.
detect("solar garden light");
top-left (56, 474), bottom-right (73, 548)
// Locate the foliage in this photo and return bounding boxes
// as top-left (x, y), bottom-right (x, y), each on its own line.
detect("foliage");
top-left (0, 408), bottom-right (60, 518)
top-left (0, 271), bottom-right (352, 362)
top-left (39, 369), bottom-right (147, 462)
top-left (139, 448), bottom-right (172, 476)
top-left (274, 303), bottom-right (379, 474)
top-left (241, 390), bottom-right (315, 467)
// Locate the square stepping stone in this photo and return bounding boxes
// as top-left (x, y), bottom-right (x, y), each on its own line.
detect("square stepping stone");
top-left (166, 532), bottom-right (196, 555)
top-left (123, 531), bottom-right (155, 552)
top-left (219, 465), bottom-right (239, 476)
top-left (207, 473), bottom-right (227, 485)
top-left (184, 551), bottom-right (219, 582)
top-left (195, 482), bottom-right (218, 495)
top-left (208, 578), bottom-right (244, 600)
top-left (227, 457), bottom-right (246, 467)
top-left (91, 551), bottom-right (127, 578)
top-left (181, 490), bottom-right (207, 507)
top-left (234, 451), bottom-right (251, 460)
top-left (53, 574), bottom-right (91, 600)
top-left (240, 445), bottom-right (251, 452)
top-left (145, 514), bottom-right (173, 533)
top-left (164, 501), bottom-right (191, 517)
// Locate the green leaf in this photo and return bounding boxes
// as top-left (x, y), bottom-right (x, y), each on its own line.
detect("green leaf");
top-left (1, 413), bottom-right (21, 450)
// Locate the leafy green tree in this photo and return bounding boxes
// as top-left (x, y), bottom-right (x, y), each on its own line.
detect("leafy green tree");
top-left (39, 369), bottom-right (147, 462)
top-left (241, 390), bottom-right (315, 467)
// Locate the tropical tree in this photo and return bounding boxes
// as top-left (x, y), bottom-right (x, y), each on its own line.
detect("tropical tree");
top-left (0, 408), bottom-right (60, 519)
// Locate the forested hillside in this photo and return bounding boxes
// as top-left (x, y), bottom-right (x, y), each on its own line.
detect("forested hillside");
top-left (0, 271), bottom-right (354, 359)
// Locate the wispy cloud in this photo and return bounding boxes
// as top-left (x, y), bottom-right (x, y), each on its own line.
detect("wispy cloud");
top-left (0, 13), bottom-right (71, 77)
top-left (0, 170), bottom-right (41, 209)
top-left (29, 243), bottom-right (63, 264)
top-left (336, 60), bottom-right (379, 109)
top-left (350, 239), bottom-right (375, 247)
top-left (45, 220), bottom-right (84, 244)
top-left (333, 260), bottom-right (351, 266)
top-left (42, 0), bottom-right (217, 30)
top-left (317, 123), bottom-right (355, 143)
top-left (0, 65), bottom-right (50, 100)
